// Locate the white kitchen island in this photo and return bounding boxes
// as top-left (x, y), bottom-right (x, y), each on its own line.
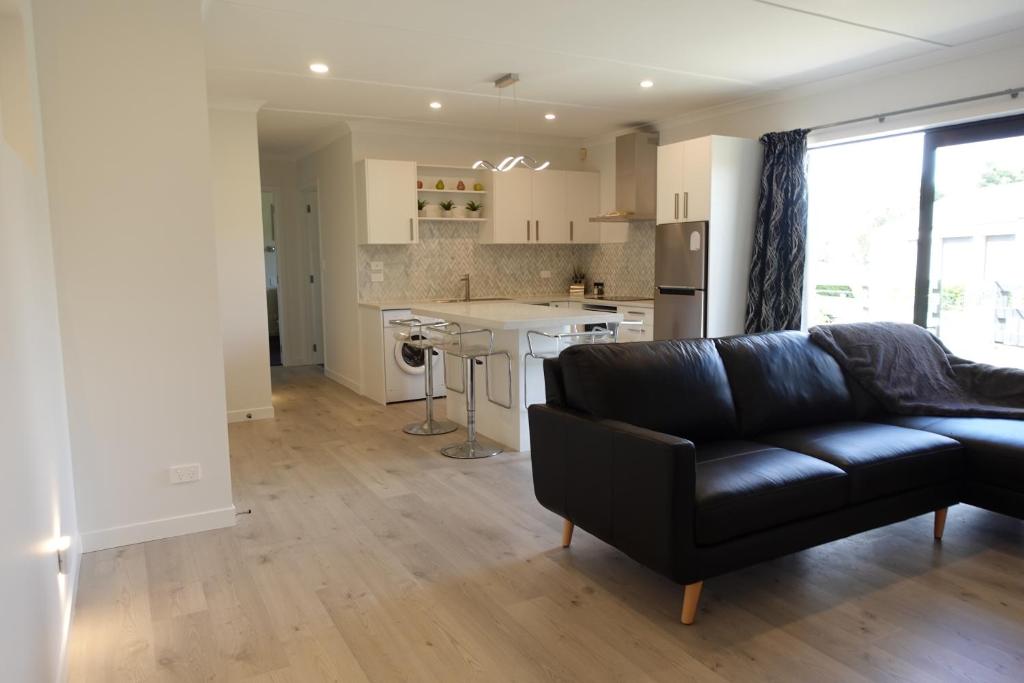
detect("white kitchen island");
top-left (410, 301), bottom-right (622, 452)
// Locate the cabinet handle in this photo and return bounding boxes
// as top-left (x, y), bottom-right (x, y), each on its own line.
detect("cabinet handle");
top-left (526, 220), bottom-right (531, 241)
top-left (627, 311), bottom-right (645, 316)
top-left (536, 220), bottom-right (540, 242)
top-left (683, 192), bottom-right (689, 219)
top-left (570, 220), bottom-right (574, 241)
top-left (409, 217), bottom-right (414, 241)
top-left (674, 193), bottom-right (679, 220)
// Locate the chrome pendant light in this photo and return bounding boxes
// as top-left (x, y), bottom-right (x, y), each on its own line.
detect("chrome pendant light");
top-left (474, 73), bottom-right (550, 172)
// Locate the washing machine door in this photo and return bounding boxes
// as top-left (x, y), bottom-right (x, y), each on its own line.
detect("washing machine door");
top-left (393, 334), bottom-right (439, 375)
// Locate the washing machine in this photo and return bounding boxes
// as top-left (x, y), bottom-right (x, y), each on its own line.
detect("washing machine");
top-left (383, 309), bottom-right (448, 403)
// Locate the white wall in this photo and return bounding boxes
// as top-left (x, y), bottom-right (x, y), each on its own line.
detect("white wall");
top-left (32, 0), bottom-right (235, 552)
top-left (297, 130), bottom-right (358, 389)
top-left (209, 106), bottom-right (274, 422)
top-left (259, 155), bottom-right (316, 366)
top-left (0, 7), bottom-right (79, 682)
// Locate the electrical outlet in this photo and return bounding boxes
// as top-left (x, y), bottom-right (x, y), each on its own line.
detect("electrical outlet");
top-left (169, 463), bottom-right (202, 484)
top-left (540, 270), bottom-right (551, 279)
top-left (371, 272), bottom-right (384, 282)
top-left (370, 261), bottom-right (384, 271)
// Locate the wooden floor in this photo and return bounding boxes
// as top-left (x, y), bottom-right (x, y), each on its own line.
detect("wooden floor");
top-left (68, 366), bottom-right (1024, 682)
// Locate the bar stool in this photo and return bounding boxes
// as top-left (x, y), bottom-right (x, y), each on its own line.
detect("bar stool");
top-left (391, 318), bottom-right (458, 436)
top-left (522, 321), bottom-right (641, 407)
top-left (428, 323), bottom-right (512, 459)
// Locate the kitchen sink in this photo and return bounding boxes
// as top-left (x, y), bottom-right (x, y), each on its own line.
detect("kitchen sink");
top-left (432, 297), bottom-right (510, 303)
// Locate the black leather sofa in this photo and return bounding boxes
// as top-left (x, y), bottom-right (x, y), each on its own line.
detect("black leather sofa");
top-left (528, 331), bottom-right (1024, 624)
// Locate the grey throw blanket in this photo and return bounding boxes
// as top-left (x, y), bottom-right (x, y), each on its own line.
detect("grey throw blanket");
top-left (809, 322), bottom-right (1024, 419)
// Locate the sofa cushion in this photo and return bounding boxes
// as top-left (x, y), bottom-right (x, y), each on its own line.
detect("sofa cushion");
top-left (695, 440), bottom-right (848, 545)
top-left (558, 339), bottom-right (738, 441)
top-left (714, 331), bottom-right (858, 436)
top-left (760, 422), bottom-right (963, 503)
top-left (878, 415), bottom-right (1024, 491)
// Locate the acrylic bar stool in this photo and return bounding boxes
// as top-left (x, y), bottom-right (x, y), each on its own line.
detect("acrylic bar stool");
top-left (524, 321), bottom-right (634, 405)
top-left (391, 318), bottom-right (458, 436)
top-left (429, 322), bottom-right (512, 459)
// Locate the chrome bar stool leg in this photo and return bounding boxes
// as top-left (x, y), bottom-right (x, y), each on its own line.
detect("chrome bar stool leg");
top-left (403, 346), bottom-right (457, 436)
top-left (441, 357), bottom-right (502, 459)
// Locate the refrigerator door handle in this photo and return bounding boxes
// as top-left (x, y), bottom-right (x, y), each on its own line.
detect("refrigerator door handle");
top-left (657, 285), bottom-right (698, 296)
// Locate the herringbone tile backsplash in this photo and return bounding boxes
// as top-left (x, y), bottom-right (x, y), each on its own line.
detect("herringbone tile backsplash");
top-left (358, 222), bottom-right (654, 302)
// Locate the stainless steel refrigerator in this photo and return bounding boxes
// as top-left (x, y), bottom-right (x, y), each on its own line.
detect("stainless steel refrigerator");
top-left (654, 221), bottom-right (708, 340)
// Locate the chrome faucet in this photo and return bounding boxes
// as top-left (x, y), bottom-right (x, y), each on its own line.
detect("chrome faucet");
top-left (460, 274), bottom-right (471, 301)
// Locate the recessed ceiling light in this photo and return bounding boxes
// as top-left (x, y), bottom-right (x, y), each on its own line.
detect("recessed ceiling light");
top-left (309, 63), bottom-right (329, 74)
top-left (640, 79), bottom-right (654, 88)
top-left (544, 113), bottom-right (557, 120)
top-left (429, 101), bottom-right (443, 110)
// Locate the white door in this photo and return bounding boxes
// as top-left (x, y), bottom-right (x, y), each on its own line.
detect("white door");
top-left (566, 171), bottom-right (601, 243)
top-left (488, 168), bottom-right (533, 243)
top-left (532, 170), bottom-right (569, 243)
top-left (304, 189), bottom-right (324, 364)
top-left (681, 137), bottom-right (712, 222)
top-left (362, 159), bottom-right (418, 244)
top-left (656, 142), bottom-right (685, 224)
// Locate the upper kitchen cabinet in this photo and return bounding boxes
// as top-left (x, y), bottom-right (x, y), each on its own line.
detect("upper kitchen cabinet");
top-left (356, 159), bottom-right (418, 244)
top-left (656, 136), bottom-right (713, 223)
top-left (481, 168), bottom-right (601, 244)
top-left (566, 171), bottom-right (601, 243)
top-left (480, 167), bottom-right (533, 243)
top-left (532, 171), bottom-right (568, 243)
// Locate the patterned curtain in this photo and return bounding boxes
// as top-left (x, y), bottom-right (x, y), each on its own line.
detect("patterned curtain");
top-left (745, 129), bottom-right (809, 333)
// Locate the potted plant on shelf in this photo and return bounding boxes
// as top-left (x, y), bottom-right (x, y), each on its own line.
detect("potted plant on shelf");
top-left (439, 200), bottom-right (456, 218)
top-left (418, 199), bottom-right (428, 217)
top-left (569, 266), bottom-right (586, 297)
top-left (465, 200), bottom-right (483, 218)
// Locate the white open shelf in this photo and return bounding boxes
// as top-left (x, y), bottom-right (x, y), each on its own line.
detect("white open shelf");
top-left (419, 217), bottom-right (488, 223)
top-left (418, 189), bottom-right (486, 194)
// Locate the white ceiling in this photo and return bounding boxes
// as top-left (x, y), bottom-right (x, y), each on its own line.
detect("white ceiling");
top-left (201, 0), bottom-right (1024, 152)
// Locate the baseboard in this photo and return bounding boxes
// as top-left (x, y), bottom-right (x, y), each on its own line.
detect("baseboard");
top-left (81, 505), bottom-right (236, 552)
top-left (227, 406), bottom-right (275, 423)
top-left (324, 366), bottom-right (360, 393)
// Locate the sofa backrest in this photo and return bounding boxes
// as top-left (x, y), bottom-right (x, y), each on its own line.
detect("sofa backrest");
top-left (556, 339), bottom-right (738, 441)
top-left (714, 331), bottom-right (858, 436)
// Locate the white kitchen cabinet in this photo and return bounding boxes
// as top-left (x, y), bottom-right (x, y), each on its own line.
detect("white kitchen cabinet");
top-left (566, 171), bottom-right (601, 243)
top-left (356, 159), bottom-right (419, 244)
top-left (532, 170), bottom-right (568, 243)
top-left (656, 142), bottom-right (684, 224)
top-left (656, 136), bottom-right (714, 224)
top-left (480, 168), bottom-right (533, 243)
top-left (617, 306), bottom-right (654, 342)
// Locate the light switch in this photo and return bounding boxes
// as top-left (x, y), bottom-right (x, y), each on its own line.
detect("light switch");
top-left (370, 261), bottom-right (384, 271)
top-left (540, 270), bottom-right (551, 279)
top-left (371, 272), bottom-right (384, 282)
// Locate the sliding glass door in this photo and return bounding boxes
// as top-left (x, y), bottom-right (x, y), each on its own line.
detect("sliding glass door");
top-left (806, 113), bottom-right (1024, 367)
top-left (920, 119), bottom-right (1024, 367)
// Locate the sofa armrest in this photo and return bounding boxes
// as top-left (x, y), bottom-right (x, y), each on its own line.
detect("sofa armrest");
top-left (528, 404), bottom-right (696, 580)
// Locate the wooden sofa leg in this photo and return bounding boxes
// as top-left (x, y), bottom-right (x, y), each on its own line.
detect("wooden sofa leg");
top-left (680, 582), bottom-right (703, 625)
top-left (934, 507), bottom-right (948, 541)
top-left (561, 519), bottom-right (574, 548)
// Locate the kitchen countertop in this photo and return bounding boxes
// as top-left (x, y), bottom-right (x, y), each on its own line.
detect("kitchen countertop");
top-left (409, 300), bottom-right (622, 330)
top-left (359, 295), bottom-right (654, 311)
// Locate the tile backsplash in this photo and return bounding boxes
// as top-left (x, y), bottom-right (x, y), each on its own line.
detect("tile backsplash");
top-left (358, 221), bottom-right (654, 302)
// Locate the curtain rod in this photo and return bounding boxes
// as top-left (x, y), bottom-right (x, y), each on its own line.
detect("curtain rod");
top-left (808, 87), bottom-right (1023, 132)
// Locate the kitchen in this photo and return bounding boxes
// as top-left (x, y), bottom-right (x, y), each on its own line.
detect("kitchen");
top-left (350, 131), bottom-right (762, 453)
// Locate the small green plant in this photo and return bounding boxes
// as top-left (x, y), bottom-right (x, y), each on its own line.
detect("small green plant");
top-left (465, 201), bottom-right (483, 212)
top-left (439, 200), bottom-right (456, 211)
top-left (418, 199), bottom-right (428, 210)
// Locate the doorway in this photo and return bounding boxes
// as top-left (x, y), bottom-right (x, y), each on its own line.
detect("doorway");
top-left (304, 188), bottom-right (325, 365)
top-left (920, 115), bottom-right (1024, 367)
top-left (261, 190), bottom-right (282, 366)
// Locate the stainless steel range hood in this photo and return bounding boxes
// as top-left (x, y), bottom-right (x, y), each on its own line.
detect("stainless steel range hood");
top-left (590, 131), bottom-right (658, 223)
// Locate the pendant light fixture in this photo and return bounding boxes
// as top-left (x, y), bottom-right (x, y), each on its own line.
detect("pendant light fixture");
top-left (474, 73), bottom-right (550, 172)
